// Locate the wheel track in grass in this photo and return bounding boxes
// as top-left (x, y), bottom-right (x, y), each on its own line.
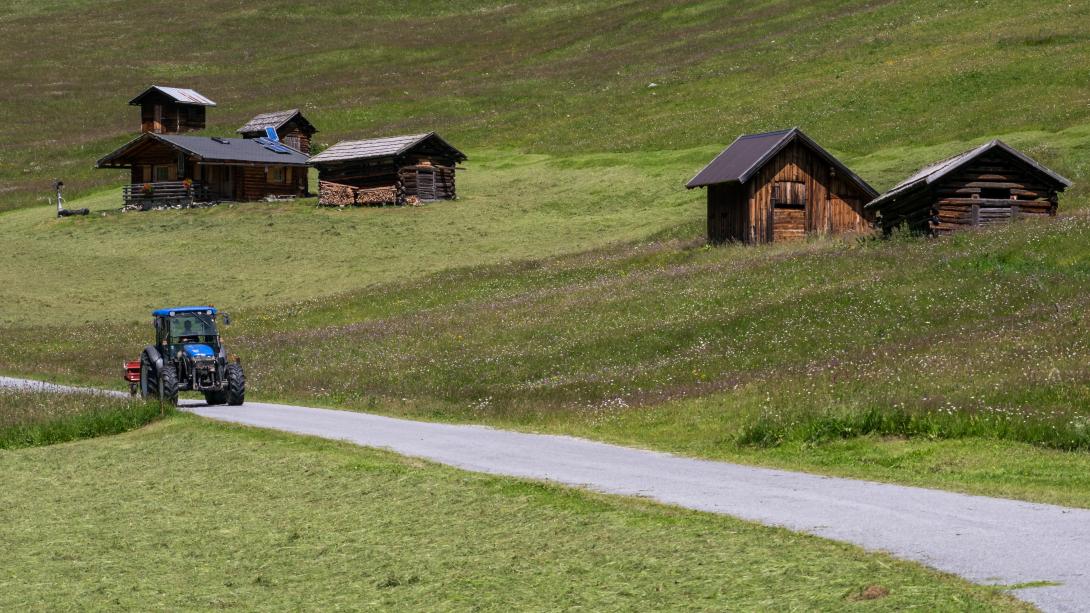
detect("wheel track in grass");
top-left (2, 375), bottom-right (1088, 612)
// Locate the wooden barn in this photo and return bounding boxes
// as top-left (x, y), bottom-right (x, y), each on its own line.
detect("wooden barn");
top-left (686, 128), bottom-right (878, 244)
top-left (130, 85), bottom-right (216, 135)
top-left (237, 109), bottom-right (318, 154)
top-left (309, 132), bottom-right (466, 207)
top-left (866, 140), bottom-right (1072, 235)
top-left (96, 132), bottom-right (309, 208)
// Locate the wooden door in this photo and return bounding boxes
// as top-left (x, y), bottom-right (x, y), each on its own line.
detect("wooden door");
top-left (417, 169), bottom-right (436, 201)
top-left (771, 181), bottom-right (807, 242)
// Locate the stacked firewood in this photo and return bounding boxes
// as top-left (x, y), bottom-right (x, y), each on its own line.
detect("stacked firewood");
top-left (318, 180), bottom-right (401, 207)
top-left (318, 181), bottom-right (357, 206)
top-left (356, 186), bottom-right (399, 205)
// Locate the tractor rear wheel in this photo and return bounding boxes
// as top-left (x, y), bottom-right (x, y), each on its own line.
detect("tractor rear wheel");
top-left (159, 364), bottom-right (179, 406)
top-left (226, 363), bottom-right (245, 406)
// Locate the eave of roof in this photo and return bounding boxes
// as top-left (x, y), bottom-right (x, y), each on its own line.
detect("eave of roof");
top-left (308, 132), bottom-right (467, 164)
top-left (129, 85), bottom-right (216, 106)
top-left (867, 139), bottom-right (1072, 210)
top-left (237, 108), bottom-right (317, 134)
top-left (686, 127), bottom-right (878, 199)
top-left (95, 133), bottom-right (309, 168)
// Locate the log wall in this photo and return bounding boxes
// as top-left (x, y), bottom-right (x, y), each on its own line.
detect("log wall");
top-left (314, 155), bottom-right (459, 206)
top-left (875, 151), bottom-right (1061, 235)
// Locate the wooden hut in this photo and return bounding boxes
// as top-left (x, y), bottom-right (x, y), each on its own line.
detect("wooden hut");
top-left (686, 128), bottom-right (878, 244)
top-left (309, 132), bottom-right (466, 206)
top-left (866, 140), bottom-right (1072, 235)
top-left (96, 132), bottom-right (309, 208)
top-left (237, 109), bottom-right (318, 154)
top-left (129, 85), bottom-right (216, 135)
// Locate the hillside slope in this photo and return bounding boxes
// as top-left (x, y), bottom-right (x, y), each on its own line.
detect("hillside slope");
top-left (4, 0), bottom-right (1090, 509)
top-left (2, 0), bottom-right (1089, 209)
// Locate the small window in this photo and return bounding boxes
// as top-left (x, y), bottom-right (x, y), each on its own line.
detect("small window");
top-left (772, 181), bottom-right (807, 209)
top-left (154, 165), bottom-right (171, 182)
top-left (268, 167), bottom-right (288, 184)
top-left (979, 187), bottom-right (1012, 200)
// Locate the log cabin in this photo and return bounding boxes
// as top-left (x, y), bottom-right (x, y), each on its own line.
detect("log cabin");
top-left (309, 132), bottom-right (466, 206)
top-left (686, 128), bottom-right (878, 244)
top-left (95, 132), bottom-right (309, 208)
top-left (866, 140), bottom-right (1072, 235)
top-left (237, 109), bottom-right (318, 154)
top-left (129, 85), bottom-right (216, 134)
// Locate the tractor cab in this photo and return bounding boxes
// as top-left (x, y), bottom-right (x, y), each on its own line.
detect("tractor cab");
top-left (153, 307), bottom-right (222, 358)
top-left (128, 306), bottom-right (245, 406)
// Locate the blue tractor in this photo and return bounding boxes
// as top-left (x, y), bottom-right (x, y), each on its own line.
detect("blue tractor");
top-left (136, 306), bottom-right (245, 406)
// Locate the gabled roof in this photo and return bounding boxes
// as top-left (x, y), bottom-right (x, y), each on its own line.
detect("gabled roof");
top-left (237, 109), bottom-right (317, 135)
top-left (308, 132), bottom-right (467, 164)
top-left (129, 85), bottom-right (216, 106)
top-left (686, 127), bottom-right (878, 198)
top-left (96, 133), bottom-right (309, 168)
top-left (867, 139), bottom-right (1073, 209)
top-left (152, 306), bottom-right (217, 317)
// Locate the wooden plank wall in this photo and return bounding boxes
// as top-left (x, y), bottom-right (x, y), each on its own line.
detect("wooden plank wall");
top-left (280, 123), bottom-right (313, 154)
top-left (239, 166), bottom-right (301, 201)
top-left (140, 103), bottom-right (205, 134)
top-left (739, 142), bottom-right (874, 244)
top-left (707, 183), bottom-right (745, 243)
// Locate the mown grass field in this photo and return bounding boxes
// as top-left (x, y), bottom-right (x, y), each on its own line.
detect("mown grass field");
top-left (0, 417), bottom-right (1030, 611)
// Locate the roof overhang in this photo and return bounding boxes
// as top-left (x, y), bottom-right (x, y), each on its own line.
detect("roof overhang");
top-left (96, 133), bottom-right (310, 169)
top-left (867, 139), bottom-right (1072, 210)
top-left (686, 127), bottom-right (878, 199)
top-left (129, 85), bottom-right (217, 106)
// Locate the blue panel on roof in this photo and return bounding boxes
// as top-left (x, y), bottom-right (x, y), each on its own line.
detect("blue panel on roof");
top-left (265, 127), bottom-right (279, 141)
top-left (152, 306), bottom-right (217, 317)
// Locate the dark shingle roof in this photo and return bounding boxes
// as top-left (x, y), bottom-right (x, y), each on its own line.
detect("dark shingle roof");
top-left (129, 85), bottom-right (216, 106)
top-left (867, 140), bottom-right (1072, 209)
top-left (686, 127), bottom-right (877, 198)
top-left (237, 109), bottom-right (316, 134)
top-left (309, 132), bottom-right (467, 164)
top-left (96, 133), bottom-right (309, 168)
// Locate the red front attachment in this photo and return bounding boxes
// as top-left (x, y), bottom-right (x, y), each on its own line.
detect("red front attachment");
top-left (124, 360), bottom-right (141, 395)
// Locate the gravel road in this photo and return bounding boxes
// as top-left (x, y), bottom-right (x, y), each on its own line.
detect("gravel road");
top-left (4, 376), bottom-right (1087, 611)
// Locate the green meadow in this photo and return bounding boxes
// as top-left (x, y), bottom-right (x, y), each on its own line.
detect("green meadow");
top-left (4, 0), bottom-right (1090, 605)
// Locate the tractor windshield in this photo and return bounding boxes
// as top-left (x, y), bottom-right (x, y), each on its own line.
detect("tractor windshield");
top-left (167, 313), bottom-right (218, 344)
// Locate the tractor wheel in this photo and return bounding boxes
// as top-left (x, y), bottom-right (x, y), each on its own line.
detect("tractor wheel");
top-left (140, 354), bottom-right (156, 400)
top-left (226, 363), bottom-right (246, 406)
top-left (204, 390), bottom-right (228, 405)
top-left (159, 364), bottom-right (179, 406)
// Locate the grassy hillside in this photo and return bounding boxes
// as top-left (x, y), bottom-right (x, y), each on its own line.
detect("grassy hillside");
top-left (0, 417), bottom-right (1030, 611)
top-left (4, 0), bottom-right (1090, 511)
top-left (2, 0), bottom-right (1089, 210)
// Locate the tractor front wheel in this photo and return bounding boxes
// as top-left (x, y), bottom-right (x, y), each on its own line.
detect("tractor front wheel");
top-left (140, 354), bottom-right (157, 400)
top-left (204, 390), bottom-right (228, 405)
top-left (226, 363), bottom-right (245, 406)
top-left (159, 364), bottom-right (179, 406)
